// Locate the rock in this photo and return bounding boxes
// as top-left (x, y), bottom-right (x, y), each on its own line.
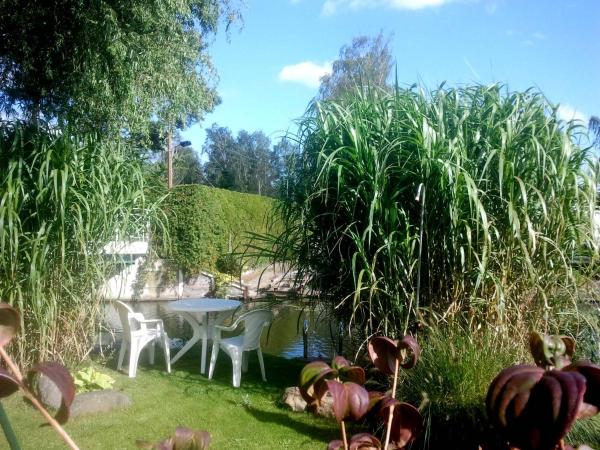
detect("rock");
top-left (70, 390), bottom-right (132, 417)
top-left (282, 387), bottom-right (306, 412)
top-left (38, 375), bottom-right (132, 418)
top-left (38, 374), bottom-right (62, 409)
top-left (281, 386), bottom-right (334, 419)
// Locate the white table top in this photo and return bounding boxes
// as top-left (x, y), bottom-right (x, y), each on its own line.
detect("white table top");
top-left (167, 298), bottom-right (241, 313)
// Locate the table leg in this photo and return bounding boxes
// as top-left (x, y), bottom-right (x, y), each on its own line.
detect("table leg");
top-left (170, 312), bottom-right (203, 365)
top-left (201, 313), bottom-right (209, 374)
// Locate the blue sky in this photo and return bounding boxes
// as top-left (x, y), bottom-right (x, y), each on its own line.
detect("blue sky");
top-left (182, 0), bottom-right (600, 152)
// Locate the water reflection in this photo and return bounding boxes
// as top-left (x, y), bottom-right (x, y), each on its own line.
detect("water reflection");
top-left (102, 300), bottom-right (344, 359)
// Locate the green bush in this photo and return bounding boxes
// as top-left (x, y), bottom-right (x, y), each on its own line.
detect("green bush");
top-left (158, 184), bottom-right (276, 275)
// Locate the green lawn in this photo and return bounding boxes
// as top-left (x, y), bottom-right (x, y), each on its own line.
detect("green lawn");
top-left (3, 349), bottom-right (336, 449)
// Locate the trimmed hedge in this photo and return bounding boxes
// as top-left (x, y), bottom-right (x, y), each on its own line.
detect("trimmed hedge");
top-left (159, 184), bottom-right (275, 275)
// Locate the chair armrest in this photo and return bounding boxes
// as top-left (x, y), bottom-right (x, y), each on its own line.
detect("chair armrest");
top-left (214, 321), bottom-right (240, 332)
top-left (137, 319), bottom-right (163, 325)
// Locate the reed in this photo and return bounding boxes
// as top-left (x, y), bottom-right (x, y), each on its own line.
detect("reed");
top-left (263, 84), bottom-right (597, 337)
top-left (0, 121), bottom-right (154, 366)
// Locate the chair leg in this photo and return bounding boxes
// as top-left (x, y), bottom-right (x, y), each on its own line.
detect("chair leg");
top-left (232, 353), bottom-right (242, 388)
top-left (148, 340), bottom-right (156, 365)
top-left (162, 333), bottom-right (171, 373)
top-left (242, 352), bottom-right (249, 373)
top-left (128, 340), bottom-right (141, 378)
top-left (257, 348), bottom-right (266, 382)
top-left (208, 342), bottom-right (219, 380)
top-left (117, 340), bottom-right (127, 371)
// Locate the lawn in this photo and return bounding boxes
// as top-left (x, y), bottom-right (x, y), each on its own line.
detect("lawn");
top-left (3, 348), bottom-right (336, 449)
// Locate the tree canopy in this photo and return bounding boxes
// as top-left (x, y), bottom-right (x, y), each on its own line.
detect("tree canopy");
top-left (319, 32), bottom-right (394, 99)
top-left (0, 0), bottom-right (240, 136)
top-left (202, 124), bottom-right (289, 197)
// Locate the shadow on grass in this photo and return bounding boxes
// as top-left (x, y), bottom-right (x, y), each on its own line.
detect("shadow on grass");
top-left (241, 403), bottom-right (334, 444)
top-left (108, 347), bottom-right (308, 396)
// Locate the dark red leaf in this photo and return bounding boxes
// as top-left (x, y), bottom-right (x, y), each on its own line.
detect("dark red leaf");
top-left (0, 303), bottom-right (20, 347)
top-left (328, 440), bottom-right (344, 450)
top-left (397, 336), bottom-right (420, 369)
top-left (0, 367), bottom-right (19, 398)
top-left (529, 332), bottom-right (575, 369)
top-left (349, 433), bottom-right (382, 449)
top-left (376, 394), bottom-right (401, 419)
top-left (326, 379), bottom-right (349, 423)
top-left (388, 403), bottom-right (423, 448)
top-left (338, 365), bottom-right (366, 385)
top-left (325, 380), bottom-right (370, 423)
top-left (299, 361), bottom-right (334, 405)
top-left (368, 336), bottom-right (398, 375)
top-left (345, 382), bottom-right (370, 421)
top-left (331, 356), bottom-right (351, 370)
top-left (563, 360), bottom-right (600, 410)
top-left (486, 364), bottom-right (544, 423)
top-left (27, 362), bottom-right (75, 424)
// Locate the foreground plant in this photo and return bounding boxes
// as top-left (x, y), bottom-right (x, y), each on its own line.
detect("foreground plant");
top-left (487, 332), bottom-right (600, 450)
top-left (136, 427), bottom-right (211, 450)
top-left (0, 303), bottom-right (78, 450)
top-left (299, 335), bottom-right (422, 450)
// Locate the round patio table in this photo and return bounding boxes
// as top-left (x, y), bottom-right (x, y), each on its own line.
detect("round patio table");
top-left (167, 298), bottom-right (241, 374)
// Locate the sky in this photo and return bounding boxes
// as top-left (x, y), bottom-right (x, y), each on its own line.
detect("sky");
top-left (181, 0), bottom-right (600, 153)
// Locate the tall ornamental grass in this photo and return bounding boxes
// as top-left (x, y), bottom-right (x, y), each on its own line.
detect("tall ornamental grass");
top-left (0, 122), bottom-right (153, 366)
top-left (267, 84), bottom-right (597, 337)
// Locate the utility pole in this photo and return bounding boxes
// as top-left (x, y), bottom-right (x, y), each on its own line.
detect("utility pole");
top-left (167, 132), bottom-right (191, 189)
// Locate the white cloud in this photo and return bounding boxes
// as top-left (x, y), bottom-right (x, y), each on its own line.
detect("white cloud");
top-left (557, 104), bottom-right (588, 124)
top-left (532, 32), bottom-right (546, 40)
top-left (322, 0), bottom-right (450, 15)
top-left (278, 61), bottom-right (332, 88)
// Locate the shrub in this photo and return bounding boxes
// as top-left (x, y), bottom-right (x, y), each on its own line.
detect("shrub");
top-left (158, 184), bottom-right (275, 275)
top-left (268, 84), bottom-right (597, 337)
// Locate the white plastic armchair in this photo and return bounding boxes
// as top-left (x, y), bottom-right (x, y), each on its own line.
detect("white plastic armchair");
top-left (115, 301), bottom-right (171, 378)
top-left (208, 309), bottom-right (274, 387)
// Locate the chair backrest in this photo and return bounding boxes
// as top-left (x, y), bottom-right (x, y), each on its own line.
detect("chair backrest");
top-left (239, 309), bottom-right (274, 350)
top-left (115, 301), bottom-right (144, 338)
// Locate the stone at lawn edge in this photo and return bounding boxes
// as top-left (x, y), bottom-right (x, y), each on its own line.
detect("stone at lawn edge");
top-left (281, 386), bottom-right (334, 419)
top-left (38, 375), bottom-right (132, 417)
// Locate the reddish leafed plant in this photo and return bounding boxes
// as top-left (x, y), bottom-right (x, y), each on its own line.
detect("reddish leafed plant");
top-left (0, 303), bottom-right (78, 449)
top-left (486, 332), bottom-right (600, 450)
top-left (299, 335), bottom-right (422, 450)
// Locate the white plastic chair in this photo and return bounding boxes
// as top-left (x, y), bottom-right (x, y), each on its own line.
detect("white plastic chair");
top-left (208, 309), bottom-right (274, 387)
top-left (115, 301), bottom-right (171, 378)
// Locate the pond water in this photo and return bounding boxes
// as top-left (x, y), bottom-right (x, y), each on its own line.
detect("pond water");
top-left (102, 300), bottom-right (347, 359)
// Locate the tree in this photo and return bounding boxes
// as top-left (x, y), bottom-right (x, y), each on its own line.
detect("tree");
top-left (174, 146), bottom-right (204, 185)
top-left (0, 0), bottom-right (240, 136)
top-left (202, 123), bottom-right (281, 196)
top-left (319, 32), bottom-right (394, 100)
top-left (203, 124), bottom-right (238, 190)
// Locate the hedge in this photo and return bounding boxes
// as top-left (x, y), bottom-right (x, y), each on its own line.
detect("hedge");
top-left (158, 184), bottom-right (276, 275)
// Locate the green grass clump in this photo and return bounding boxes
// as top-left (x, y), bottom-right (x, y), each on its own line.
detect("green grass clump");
top-left (158, 184), bottom-right (277, 275)
top-left (397, 324), bottom-right (600, 449)
top-left (397, 325), bottom-right (524, 449)
top-left (3, 351), bottom-right (334, 449)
